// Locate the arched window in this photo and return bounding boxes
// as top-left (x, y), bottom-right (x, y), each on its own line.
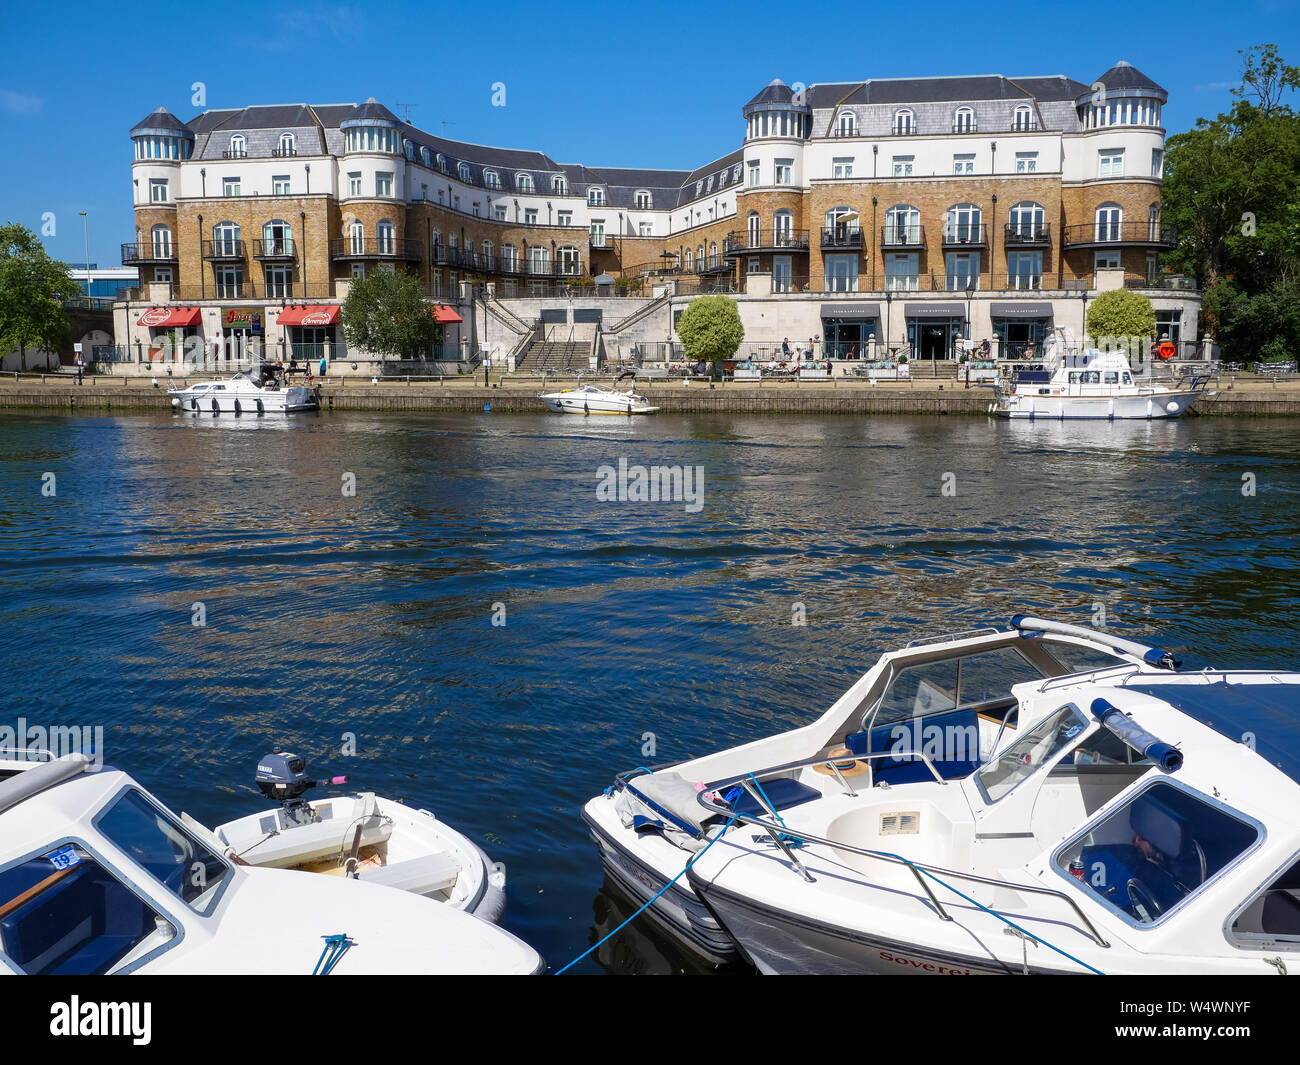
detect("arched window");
top-left (837, 111), bottom-right (856, 137)
top-left (404, 139), bottom-right (414, 160)
top-left (945, 203), bottom-right (983, 244)
top-left (482, 240), bottom-right (494, 265)
top-left (527, 244), bottom-right (549, 272)
top-left (420, 146), bottom-right (431, 167)
top-left (684, 248), bottom-right (693, 270)
top-left (1008, 201), bottom-right (1046, 240)
top-left (559, 246), bottom-right (580, 275)
top-left (773, 209), bottom-right (793, 245)
top-left (954, 107), bottom-right (975, 133)
top-left (696, 245), bottom-right (705, 269)
top-left (436, 154), bottom-right (447, 173)
top-left (709, 241), bottom-right (717, 266)
top-left (213, 221), bottom-right (240, 256)
top-left (635, 190), bottom-right (651, 209)
top-left (228, 134), bottom-right (246, 158)
top-left (1013, 105), bottom-right (1033, 131)
top-left (348, 220), bottom-right (365, 255)
top-left (1096, 203), bottom-right (1123, 242)
top-left (553, 175), bottom-right (568, 194)
top-left (747, 211), bottom-right (761, 245)
top-left (588, 187), bottom-right (605, 206)
top-left (824, 206), bottom-right (859, 244)
top-left (893, 109), bottom-right (914, 135)
top-left (459, 162), bottom-right (472, 183)
top-left (1148, 203), bottom-right (1161, 240)
top-left (484, 169), bottom-right (501, 189)
top-left (501, 243), bottom-right (517, 270)
top-left (262, 219), bottom-right (292, 256)
top-left (517, 173), bottom-right (534, 192)
top-left (885, 205), bottom-right (920, 244)
top-left (151, 224), bottom-right (172, 258)
top-left (277, 132), bottom-right (296, 156)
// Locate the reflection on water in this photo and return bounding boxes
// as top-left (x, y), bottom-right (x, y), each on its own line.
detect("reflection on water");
top-left (0, 410), bottom-right (1297, 972)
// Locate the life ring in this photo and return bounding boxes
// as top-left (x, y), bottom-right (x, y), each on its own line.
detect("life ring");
top-left (1158, 342), bottom-right (1175, 360)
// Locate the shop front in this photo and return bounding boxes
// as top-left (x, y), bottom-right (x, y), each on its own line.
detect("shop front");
top-left (904, 302), bottom-right (965, 361)
top-left (821, 302), bottom-right (880, 359)
top-left (277, 305), bottom-right (341, 366)
top-left (220, 308), bottom-right (263, 365)
top-left (136, 306), bottom-right (202, 365)
top-left (990, 301), bottom-right (1053, 359)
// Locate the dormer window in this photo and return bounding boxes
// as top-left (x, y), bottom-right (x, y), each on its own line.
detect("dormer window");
top-left (420, 147), bottom-right (430, 167)
top-left (1013, 105), bottom-right (1034, 131)
top-left (954, 108), bottom-right (975, 133)
top-left (517, 173), bottom-right (534, 192)
top-left (484, 169), bottom-right (501, 189)
top-left (588, 187), bottom-right (604, 206)
top-left (276, 132), bottom-right (296, 156)
top-left (635, 190), bottom-right (651, 209)
top-left (436, 154), bottom-right (447, 173)
top-left (553, 175), bottom-right (568, 194)
top-left (458, 162), bottom-right (472, 183)
top-left (837, 111), bottom-right (856, 137)
top-left (893, 110), bottom-right (913, 135)
top-left (227, 134), bottom-right (246, 158)
top-left (404, 140), bottom-right (415, 160)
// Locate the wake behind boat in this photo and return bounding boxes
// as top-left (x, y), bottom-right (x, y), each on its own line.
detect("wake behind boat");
top-left (170, 363), bottom-right (318, 414)
top-left (538, 383), bottom-right (659, 415)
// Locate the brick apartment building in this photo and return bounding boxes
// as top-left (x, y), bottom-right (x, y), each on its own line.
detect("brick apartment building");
top-left (114, 61), bottom-right (1201, 371)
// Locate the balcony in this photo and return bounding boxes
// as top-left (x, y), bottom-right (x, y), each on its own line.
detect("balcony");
top-left (271, 146), bottom-right (298, 157)
top-left (202, 239), bottom-right (245, 261)
top-left (121, 242), bottom-right (177, 265)
top-left (1004, 223), bottom-right (1052, 248)
top-left (880, 224), bottom-right (925, 250)
top-left (330, 236), bottom-right (422, 262)
top-left (252, 238), bottom-right (296, 260)
top-left (1062, 221), bottom-right (1177, 249)
top-left (821, 227), bottom-right (863, 250)
top-left (723, 230), bottom-right (811, 256)
top-left (221, 149), bottom-right (247, 159)
top-left (940, 223), bottom-right (987, 249)
top-left (589, 236), bottom-right (613, 250)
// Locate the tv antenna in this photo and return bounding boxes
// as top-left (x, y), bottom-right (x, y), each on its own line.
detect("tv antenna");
top-left (394, 102), bottom-right (416, 123)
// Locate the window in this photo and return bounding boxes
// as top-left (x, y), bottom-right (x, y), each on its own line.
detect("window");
top-left (527, 245), bottom-right (549, 272)
top-left (212, 221), bottom-right (240, 256)
top-left (885, 253), bottom-right (918, 291)
top-left (1058, 781), bottom-right (1260, 927)
top-left (436, 154), bottom-right (447, 173)
top-left (884, 204), bottom-right (920, 244)
top-left (773, 210), bottom-right (793, 245)
top-left (684, 248), bottom-right (693, 271)
top-left (747, 256), bottom-right (760, 274)
top-left (557, 210), bottom-right (573, 227)
top-left (747, 211), bottom-right (760, 245)
top-left (894, 109), bottom-right (914, 135)
top-left (590, 220), bottom-right (605, 247)
top-left (945, 252), bottom-right (980, 291)
top-left (456, 162), bottom-right (471, 183)
top-left (215, 264), bottom-right (243, 298)
top-left (484, 169), bottom-right (501, 189)
top-left (517, 173), bottom-right (534, 192)
top-left (348, 220), bottom-right (364, 254)
top-left (277, 132), bottom-right (296, 156)
top-left (892, 155), bottom-right (914, 177)
top-left (1015, 152), bottom-right (1037, 174)
top-left (228, 133), bottom-right (246, 157)
top-left (264, 265), bottom-right (293, 297)
top-left (375, 172), bottom-right (393, 197)
top-left (638, 222), bottom-right (652, 236)
top-left (347, 172), bottom-right (361, 197)
top-left (978, 704), bottom-right (1086, 803)
top-left (747, 161), bottom-right (760, 186)
top-left (825, 254), bottom-right (858, 292)
top-left (262, 219), bottom-right (292, 256)
top-left (150, 224), bottom-right (172, 258)
top-left (222, 177), bottom-right (240, 197)
top-left (837, 111), bottom-right (856, 137)
top-left (635, 190), bottom-right (651, 209)
top-left (1013, 105), bottom-right (1033, 131)
top-left (1148, 203), bottom-right (1161, 240)
top-left (351, 262), bottom-right (365, 279)
top-left (954, 107), bottom-right (975, 133)
top-left (1008, 201), bottom-right (1046, 239)
top-left (501, 244), bottom-right (516, 269)
top-left (153, 267), bottom-right (172, 284)
top-left (953, 154), bottom-right (974, 175)
top-left (1007, 250), bottom-right (1043, 289)
top-left (945, 203), bottom-right (982, 244)
top-left (1099, 150), bottom-right (1125, 178)
top-left (832, 157), bottom-right (854, 179)
top-left (272, 175), bottom-right (291, 195)
top-left (420, 147), bottom-right (431, 167)
top-left (774, 159), bottom-right (793, 184)
top-left (1096, 203), bottom-right (1123, 241)
top-left (1095, 250), bottom-right (1121, 276)
top-left (559, 246), bottom-right (581, 275)
top-left (524, 208), bottom-right (538, 225)
top-left (588, 187), bottom-right (604, 205)
top-left (1151, 149), bottom-right (1164, 178)
top-left (493, 205), bottom-right (507, 221)
top-left (149, 179), bottom-right (168, 203)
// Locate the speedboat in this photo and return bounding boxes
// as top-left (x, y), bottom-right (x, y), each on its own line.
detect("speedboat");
top-left (169, 364), bottom-right (318, 414)
top-left (991, 335), bottom-right (1208, 420)
top-left (538, 383), bottom-right (659, 415)
top-left (0, 751), bottom-right (542, 974)
top-left (581, 616), bottom-right (1187, 965)
top-left (211, 751), bottom-right (506, 922)
top-left (684, 663), bottom-right (1300, 974)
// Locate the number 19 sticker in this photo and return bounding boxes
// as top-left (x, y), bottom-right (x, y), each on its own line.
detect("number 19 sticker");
top-left (47, 845), bottom-right (81, 871)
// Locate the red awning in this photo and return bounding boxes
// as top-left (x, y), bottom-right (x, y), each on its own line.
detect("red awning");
top-left (431, 304), bottom-right (462, 324)
top-left (277, 305), bottom-right (340, 327)
top-left (137, 306), bottom-right (200, 328)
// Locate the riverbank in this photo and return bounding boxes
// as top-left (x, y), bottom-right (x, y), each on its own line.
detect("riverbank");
top-left (2, 372), bottom-right (1300, 415)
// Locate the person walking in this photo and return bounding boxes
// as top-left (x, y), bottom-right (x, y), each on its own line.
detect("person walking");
top-left (75, 354), bottom-right (84, 385)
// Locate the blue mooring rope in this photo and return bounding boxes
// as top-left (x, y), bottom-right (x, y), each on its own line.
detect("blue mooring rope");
top-left (313, 933), bottom-right (354, 975)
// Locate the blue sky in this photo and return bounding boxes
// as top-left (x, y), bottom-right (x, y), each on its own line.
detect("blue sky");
top-left (1, 0), bottom-right (1297, 267)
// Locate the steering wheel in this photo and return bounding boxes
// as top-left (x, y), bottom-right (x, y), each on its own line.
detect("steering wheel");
top-left (1127, 878), bottom-right (1163, 922)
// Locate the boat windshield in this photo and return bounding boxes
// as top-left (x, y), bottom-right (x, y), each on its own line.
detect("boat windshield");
top-left (872, 645), bottom-right (1048, 727)
top-left (975, 702), bottom-right (1087, 803)
top-left (95, 788), bottom-right (229, 915)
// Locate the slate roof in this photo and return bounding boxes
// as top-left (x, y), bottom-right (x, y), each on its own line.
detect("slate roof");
top-left (130, 107), bottom-right (191, 135)
top-left (1091, 61), bottom-right (1167, 97)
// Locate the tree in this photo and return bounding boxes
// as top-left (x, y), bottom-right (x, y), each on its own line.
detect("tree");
top-left (675, 294), bottom-right (744, 366)
top-left (0, 223), bottom-right (76, 371)
top-left (1086, 289), bottom-right (1156, 349)
top-left (340, 269), bottom-right (441, 359)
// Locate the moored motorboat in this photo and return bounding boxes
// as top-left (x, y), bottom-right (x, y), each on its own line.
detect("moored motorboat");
top-left (169, 364), bottom-right (318, 414)
top-left (0, 751), bottom-right (542, 974)
top-left (539, 383), bottom-right (659, 415)
top-left (211, 751), bottom-right (506, 922)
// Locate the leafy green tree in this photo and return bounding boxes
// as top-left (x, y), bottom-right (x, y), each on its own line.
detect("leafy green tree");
top-left (675, 294), bottom-right (744, 365)
top-left (340, 269), bottom-right (441, 359)
top-left (0, 223), bottom-right (76, 370)
top-left (1086, 289), bottom-right (1156, 349)
top-left (1162, 44), bottom-right (1300, 361)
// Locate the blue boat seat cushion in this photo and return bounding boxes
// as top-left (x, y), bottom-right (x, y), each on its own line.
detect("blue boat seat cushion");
top-left (724, 777), bottom-right (822, 819)
top-left (843, 708), bottom-right (982, 785)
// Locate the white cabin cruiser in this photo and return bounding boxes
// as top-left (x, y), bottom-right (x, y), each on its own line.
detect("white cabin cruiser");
top-left (539, 383), bottom-right (659, 415)
top-left (212, 751), bottom-right (506, 922)
top-left (992, 336), bottom-right (1208, 420)
top-left (582, 616), bottom-right (1187, 965)
top-left (0, 752), bottom-right (542, 974)
top-left (170, 364), bottom-right (318, 414)
top-left (684, 665), bottom-right (1300, 974)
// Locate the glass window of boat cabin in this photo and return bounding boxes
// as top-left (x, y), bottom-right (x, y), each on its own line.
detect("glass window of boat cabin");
top-left (93, 787), bottom-right (231, 915)
top-left (1229, 852), bottom-right (1300, 950)
top-left (0, 840), bottom-right (180, 974)
top-left (1053, 780), bottom-right (1261, 928)
top-left (975, 701), bottom-right (1089, 803)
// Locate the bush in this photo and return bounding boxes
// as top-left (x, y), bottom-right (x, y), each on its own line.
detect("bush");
top-left (1086, 289), bottom-right (1156, 349)
top-left (675, 294), bottom-right (744, 364)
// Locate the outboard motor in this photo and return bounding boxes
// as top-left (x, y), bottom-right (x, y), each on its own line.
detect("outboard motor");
top-left (255, 750), bottom-right (348, 826)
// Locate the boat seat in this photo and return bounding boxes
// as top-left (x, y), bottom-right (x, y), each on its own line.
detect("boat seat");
top-left (724, 777), bottom-right (822, 819)
top-left (356, 851), bottom-right (461, 897)
top-left (844, 708), bottom-right (981, 785)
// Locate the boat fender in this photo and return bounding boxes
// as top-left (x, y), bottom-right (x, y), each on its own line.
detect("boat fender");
top-left (233, 399), bottom-right (241, 415)
top-left (211, 398), bottom-right (220, 413)
top-left (256, 398), bottom-right (264, 414)
top-left (584, 401), bottom-right (590, 415)
top-left (191, 398), bottom-right (198, 411)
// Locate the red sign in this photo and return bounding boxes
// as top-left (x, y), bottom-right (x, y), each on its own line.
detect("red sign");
top-left (138, 307), bottom-right (172, 327)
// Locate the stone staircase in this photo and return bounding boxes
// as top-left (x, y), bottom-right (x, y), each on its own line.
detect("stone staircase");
top-left (905, 359), bottom-right (960, 380)
top-left (518, 341), bottom-right (589, 372)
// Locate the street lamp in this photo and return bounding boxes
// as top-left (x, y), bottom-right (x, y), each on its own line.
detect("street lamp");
top-left (1080, 289), bottom-right (1089, 352)
top-left (884, 289), bottom-right (893, 358)
top-left (79, 212), bottom-right (89, 297)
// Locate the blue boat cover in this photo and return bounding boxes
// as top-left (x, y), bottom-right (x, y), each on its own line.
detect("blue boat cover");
top-left (1124, 680), bottom-right (1300, 784)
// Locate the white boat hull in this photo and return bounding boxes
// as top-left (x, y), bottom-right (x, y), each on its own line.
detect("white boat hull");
top-left (994, 388), bottom-right (1201, 420)
top-left (539, 387), bottom-right (659, 415)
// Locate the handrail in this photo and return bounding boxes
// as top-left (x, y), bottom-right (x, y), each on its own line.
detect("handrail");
top-left (692, 774), bottom-right (1111, 951)
top-left (1012, 615), bottom-right (1180, 670)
